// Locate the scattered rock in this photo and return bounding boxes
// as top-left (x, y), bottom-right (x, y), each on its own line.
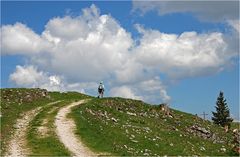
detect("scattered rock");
top-left (127, 111), bottom-right (137, 116)
top-left (111, 117), bottom-right (118, 123)
top-left (139, 112), bottom-right (148, 117)
top-left (200, 146), bottom-right (205, 151)
top-left (220, 147), bottom-right (226, 152)
top-left (13, 124), bottom-right (20, 129)
top-left (86, 109), bottom-right (95, 116)
top-left (131, 140), bottom-right (138, 143)
top-left (172, 127), bottom-right (178, 131)
top-left (144, 149), bottom-right (150, 152)
top-left (233, 129), bottom-right (238, 133)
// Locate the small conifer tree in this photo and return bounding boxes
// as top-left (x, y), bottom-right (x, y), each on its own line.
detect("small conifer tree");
top-left (212, 91), bottom-right (233, 127)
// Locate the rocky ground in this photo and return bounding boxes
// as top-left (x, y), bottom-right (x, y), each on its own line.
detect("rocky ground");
top-left (1, 88), bottom-right (50, 107)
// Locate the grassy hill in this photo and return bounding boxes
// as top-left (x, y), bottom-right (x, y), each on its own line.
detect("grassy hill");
top-left (1, 88), bottom-right (239, 156)
top-left (70, 98), bottom-right (239, 156)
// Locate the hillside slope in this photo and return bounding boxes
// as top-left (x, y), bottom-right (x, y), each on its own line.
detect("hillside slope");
top-left (70, 97), bottom-right (239, 156)
top-left (1, 88), bottom-right (239, 156)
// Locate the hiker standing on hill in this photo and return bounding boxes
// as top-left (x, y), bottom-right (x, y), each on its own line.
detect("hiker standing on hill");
top-left (98, 81), bottom-right (104, 98)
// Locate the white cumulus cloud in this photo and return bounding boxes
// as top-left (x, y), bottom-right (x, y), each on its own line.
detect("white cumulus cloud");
top-left (9, 65), bottom-right (64, 91)
top-left (134, 24), bottom-right (237, 78)
top-left (1, 23), bottom-right (51, 55)
top-left (10, 65), bottom-right (46, 87)
top-left (138, 77), bottom-right (171, 103)
top-left (9, 65), bottom-right (98, 93)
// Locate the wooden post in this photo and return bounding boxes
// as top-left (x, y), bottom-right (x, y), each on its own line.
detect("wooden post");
top-left (201, 112), bottom-right (208, 120)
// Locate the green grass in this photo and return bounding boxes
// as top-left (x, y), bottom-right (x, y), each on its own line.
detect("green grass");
top-left (70, 97), bottom-right (238, 156)
top-left (49, 91), bottom-right (92, 100)
top-left (27, 100), bottom-right (71, 156)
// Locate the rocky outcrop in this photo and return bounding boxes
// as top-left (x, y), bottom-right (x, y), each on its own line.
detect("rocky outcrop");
top-left (186, 124), bottom-right (225, 144)
top-left (187, 125), bottom-right (211, 139)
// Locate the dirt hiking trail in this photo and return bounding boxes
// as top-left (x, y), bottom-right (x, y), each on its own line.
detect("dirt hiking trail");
top-left (55, 99), bottom-right (97, 157)
top-left (5, 101), bottom-right (61, 157)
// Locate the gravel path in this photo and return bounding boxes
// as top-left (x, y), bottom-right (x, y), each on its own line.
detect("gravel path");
top-left (55, 99), bottom-right (97, 157)
top-left (5, 101), bottom-right (61, 156)
top-left (5, 107), bottom-right (41, 157)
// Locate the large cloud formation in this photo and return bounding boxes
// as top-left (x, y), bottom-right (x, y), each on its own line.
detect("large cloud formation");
top-left (134, 24), bottom-right (238, 79)
top-left (2, 4), bottom-right (239, 103)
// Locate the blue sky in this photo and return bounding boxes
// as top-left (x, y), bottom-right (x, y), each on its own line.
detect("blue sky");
top-left (1, 1), bottom-right (239, 120)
